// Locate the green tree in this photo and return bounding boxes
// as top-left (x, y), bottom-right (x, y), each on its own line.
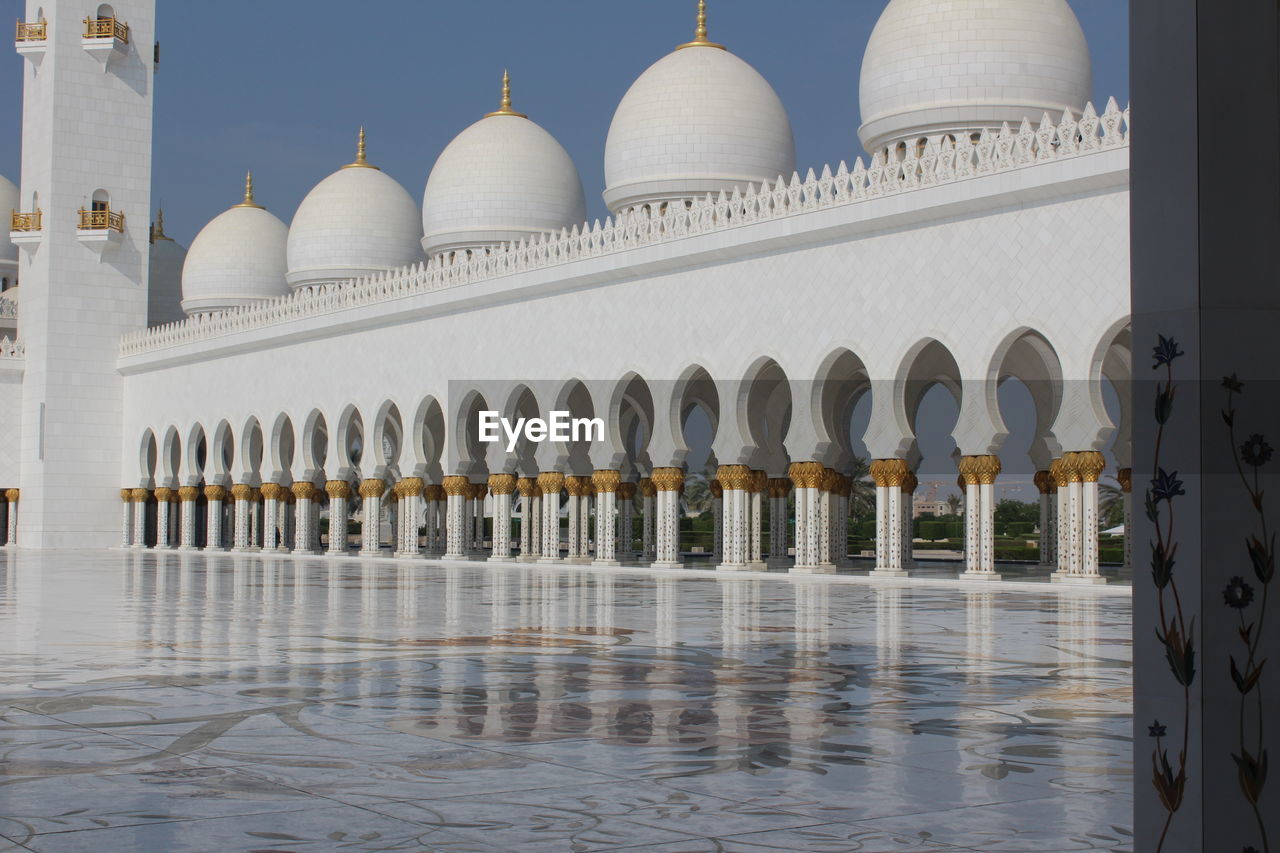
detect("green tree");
top-left (1098, 479), bottom-right (1124, 528)
top-left (682, 472), bottom-right (711, 515)
top-left (847, 455), bottom-right (875, 520)
top-left (945, 494), bottom-right (962, 516)
top-left (994, 499), bottom-right (1038, 525)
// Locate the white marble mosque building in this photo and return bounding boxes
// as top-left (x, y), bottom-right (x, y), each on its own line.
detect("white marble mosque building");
top-left (0, 0), bottom-right (1132, 584)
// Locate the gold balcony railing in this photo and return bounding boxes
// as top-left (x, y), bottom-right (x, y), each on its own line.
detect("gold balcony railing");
top-left (15, 20), bottom-right (47, 42)
top-left (11, 210), bottom-right (42, 232)
top-left (78, 208), bottom-right (125, 233)
top-left (83, 16), bottom-right (128, 43)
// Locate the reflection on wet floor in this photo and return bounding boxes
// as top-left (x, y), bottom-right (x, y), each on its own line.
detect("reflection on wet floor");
top-left (0, 550), bottom-right (1133, 853)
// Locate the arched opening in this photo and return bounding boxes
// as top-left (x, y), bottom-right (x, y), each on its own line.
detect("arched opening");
top-left (95, 4), bottom-right (115, 21)
top-left (90, 188), bottom-right (110, 213)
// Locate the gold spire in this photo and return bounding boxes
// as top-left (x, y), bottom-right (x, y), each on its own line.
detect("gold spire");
top-left (677, 0), bottom-right (724, 50)
top-left (342, 126), bottom-right (380, 170)
top-left (151, 207), bottom-right (173, 242)
top-left (484, 69), bottom-right (528, 118)
top-left (233, 171), bottom-right (264, 209)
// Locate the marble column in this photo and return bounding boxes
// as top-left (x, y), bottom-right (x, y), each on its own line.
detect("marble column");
top-left (651, 467), bottom-right (684, 568)
top-left (592, 470), bottom-right (620, 566)
top-left (423, 485), bottom-right (444, 555)
top-left (1034, 470), bottom-right (1054, 566)
top-left (639, 477), bottom-right (656, 561)
top-left (292, 482), bottom-right (319, 554)
top-left (767, 478), bottom-right (791, 566)
top-left (398, 478), bottom-right (425, 557)
top-left (359, 479), bottom-right (385, 556)
top-left (617, 482), bottom-right (635, 561)
top-left (789, 462), bottom-right (826, 574)
top-left (178, 486), bottom-right (199, 550)
top-left (580, 484), bottom-right (593, 561)
top-left (959, 456), bottom-right (1002, 580)
top-left (442, 476), bottom-right (470, 560)
top-left (1118, 467), bottom-right (1133, 571)
top-left (204, 485), bottom-right (227, 551)
top-left (488, 473), bottom-right (517, 561)
top-left (386, 485), bottom-right (400, 553)
top-left (261, 484), bottom-right (282, 553)
top-left (154, 488), bottom-right (174, 549)
top-left (230, 485), bottom-right (253, 552)
top-left (515, 478), bottom-right (534, 560)
top-left (471, 483), bottom-right (488, 555)
top-left (1054, 451), bottom-right (1107, 585)
top-left (1051, 458), bottom-right (1070, 574)
top-left (709, 481), bottom-right (724, 562)
top-left (3, 490), bottom-right (16, 546)
top-left (871, 460), bottom-right (909, 577)
top-left (250, 489), bottom-right (262, 549)
top-left (281, 491), bottom-right (296, 553)
top-left (120, 488), bottom-right (134, 547)
top-left (717, 465), bottom-right (753, 571)
top-left (326, 480), bottom-right (351, 555)
top-left (900, 472), bottom-right (917, 572)
top-left (817, 470), bottom-right (835, 571)
top-left (536, 471), bottom-right (564, 562)
top-left (565, 476), bottom-right (586, 561)
top-left (749, 471), bottom-right (766, 569)
top-left (130, 488), bottom-right (149, 548)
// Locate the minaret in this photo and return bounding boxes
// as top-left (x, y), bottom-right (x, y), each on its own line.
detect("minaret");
top-left (15, 0), bottom-right (156, 547)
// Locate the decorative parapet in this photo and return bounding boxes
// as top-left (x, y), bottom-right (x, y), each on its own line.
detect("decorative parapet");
top-left (120, 99), bottom-right (1130, 358)
top-left (0, 336), bottom-right (23, 360)
top-left (0, 296), bottom-right (15, 322)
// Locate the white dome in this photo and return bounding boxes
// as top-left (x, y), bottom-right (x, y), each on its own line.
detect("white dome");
top-left (148, 214), bottom-right (187, 327)
top-left (182, 179), bottom-right (289, 316)
top-left (603, 43), bottom-right (795, 214)
top-left (421, 102), bottom-right (586, 258)
top-left (288, 137), bottom-right (424, 288)
top-left (858, 0), bottom-right (1093, 154)
top-left (0, 174), bottom-right (19, 268)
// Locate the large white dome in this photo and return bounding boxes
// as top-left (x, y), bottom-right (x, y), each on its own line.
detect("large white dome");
top-left (181, 176), bottom-right (289, 316)
top-left (421, 76), bottom-right (586, 258)
top-left (602, 24), bottom-right (795, 214)
top-left (858, 0), bottom-right (1093, 155)
top-left (288, 132), bottom-right (424, 288)
top-left (148, 210), bottom-right (187, 327)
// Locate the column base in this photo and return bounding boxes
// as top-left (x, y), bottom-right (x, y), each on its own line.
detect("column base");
top-left (870, 568), bottom-right (910, 578)
top-left (177, 545), bottom-right (200, 552)
top-left (487, 554), bottom-right (516, 563)
top-left (592, 559), bottom-right (620, 567)
top-left (537, 556), bottom-right (562, 564)
top-left (203, 546), bottom-right (227, 553)
top-left (790, 564), bottom-right (835, 575)
top-left (293, 549), bottom-right (321, 556)
top-left (517, 555), bottom-right (541, 563)
top-left (716, 562), bottom-right (751, 572)
top-left (651, 560), bottom-right (683, 569)
top-left (961, 570), bottom-right (1003, 581)
top-left (396, 550), bottom-right (425, 559)
top-left (748, 561), bottom-right (768, 571)
top-left (1051, 572), bottom-right (1108, 585)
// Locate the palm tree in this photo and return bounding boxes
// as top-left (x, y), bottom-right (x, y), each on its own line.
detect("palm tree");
top-left (683, 472), bottom-right (712, 516)
top-left (1098, 479), bottom-right (1124, 528)
top-left (847, 455), bottom-right (875, 520)
top-left (945, 494), bottom-right (962, 517)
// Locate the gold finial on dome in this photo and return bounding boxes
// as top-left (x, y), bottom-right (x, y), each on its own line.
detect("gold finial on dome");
top-left (233, 171), bottom-right (264, 209)
top-left (677, 0), bottom-right (724, 50)
top-left (343, 126), bottom-right (380, 170)
top-left (151, 207), bottom-right (173, 243)
top-left (485, 69), bottom-right (528, 118)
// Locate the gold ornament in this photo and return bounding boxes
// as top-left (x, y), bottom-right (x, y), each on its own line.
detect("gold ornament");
top-left (359, 479), bottom-right (386, 499)
top-left (1117, 468), bottom-right (1132, 493)
top-left (592, 470), bottom-right (621, 493)
top-left (709, 480), bottom-right (723, 499)
top-left (716, 464), bottom-right (752, 491)
top-left (1033, 470), bottom-right (1052, 495)
top-left (565, 476), bottom-right (590, 497)
top-left (536, 471), bottom-right (565, 495)
top-left (400, 477), bottom-right (425, 498)
top-left (204, 485), bottom-right (227, 502)
top-left (230, 484), bottom-right (253, 502)
top-left (516, 477), bottom-right (537, 497)
top-left (260, 483), bottom-right (283, 501)
top-left (130, 487), bottom-right (150, 503)
top-left (292, 481), bottom-right (317, 500)
top-left (638, 477), bottom-right (656, 497)
top-left (178, 486), bottom-right (200, 502)
top-left (788, 461), bottom-right (824, 489)
top-left (325, 480), bottom-right (352, 500)
top-left (442, 476), bottom-right (471, 497)
top-left (652, 468), bottom-right (684, 492)
top-left (154, 487), bottom-right (174, 502)
top-left (489, 473), bottom-right (518, 495)
top-left (1074, 451), bottom-right (1106, 483)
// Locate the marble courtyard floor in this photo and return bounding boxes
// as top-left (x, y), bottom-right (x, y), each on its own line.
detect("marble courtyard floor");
top-left (0, 551), bottom-right (1132, 853)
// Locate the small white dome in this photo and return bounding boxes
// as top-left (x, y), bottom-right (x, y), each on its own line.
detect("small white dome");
top-left (182, 176), bottom-right (288, 316)
top-left (858, 0), bottom-right (1093, 154)
top-left (421, 80), bottom-right (585, 258)
top-left (603, 35), bottom-right (795, 214)
top-left (0, 174), bottom-right (19, 268)
top-left (148, 211), bottom-right (187, 327)
top-left (288, 133), bottom-right (424, 288)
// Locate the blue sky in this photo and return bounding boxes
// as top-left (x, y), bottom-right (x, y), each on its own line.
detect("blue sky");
top-left (0, 0), bottom-right (1128, 245)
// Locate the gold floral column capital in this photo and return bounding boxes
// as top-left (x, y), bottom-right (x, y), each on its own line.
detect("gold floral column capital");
top-left (750, 470), bottom-right (768, 494)
top-left (442, 476), bottom-right (471, 497)
top-left (1073, 451), bottom-right (1106, 483)
top-left (709, 480), bottom-right (723, 499)
top-left (957, 456), bottom-right (982, 487)
top-left (130, 487), bottom-right (150, 503)
top-left (516, 477), bottom-right (537, 497)
top-left (400, 477), bottom-right (425, 498)
top-left (901, 472), bottom-right (918, 495)
top-left (1033, 470), bottom-right (1053, 494)
top-left (119, 488), bottom-right (132, 502)
top-left (325, 480), bottom-right (352, 500)
top-left (178, 486), bottom-right (200, 502)
top-left (424, 484), bottom-right (445, 502)
top-left (716, 464), bottom-right (752, 491)
top-left (638, 477), bottom-right (656, 498)
top-left (154, 487), bottom-right (174, 503)
top-left (1117, 468), bottom-right (1132, 493)
top-left (789, 461), bottom-right (824, 489)
top-left (1049, 457), bottom-right (1069, 489)
top-left (1061, 451), bottom-right (1084, 484)
top-left (536, 471), bottom-right (565, 496)
top-left (291, 481), bottom-right (317, 501)
top-left (592, 470), bottom-right (621, 493)
top-left (617, 482), bottom-right (636, 501)
top-left (652, 468), bottom-right (684, 493)
top-left (3, 489), bottom-right (18, 503)
top-left (873, 458), bottom-right (910, 488)
top-left (260, 483), bottom-right (284, 501)
top-left (974, 455), bottom-right (1002, 486)
top-left (489, 473), bottom-right (518, 495)
top-left (767, 477), bottom-right (792, 498)
top-left (565, 476), bottom-right (590, 497)
top-left (204, 485), bottom-right (227, 502)
top-left (230, 484), bottom-right (253, 502)
top-left (359, 479), bottom-right (386, 499)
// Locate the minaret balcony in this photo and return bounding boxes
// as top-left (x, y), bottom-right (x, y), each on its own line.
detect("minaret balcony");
top-left (15, 20), bottom-right (47, 63)
top-left (82, 16), bottom-right (129, 68)
top-left (9, 210), bottom-right (43, 248)
top-left (77, 207), bottom-right (125, 255)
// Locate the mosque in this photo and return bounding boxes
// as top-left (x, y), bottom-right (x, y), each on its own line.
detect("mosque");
top-left (0, 0), bottom-right (1131, 583)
